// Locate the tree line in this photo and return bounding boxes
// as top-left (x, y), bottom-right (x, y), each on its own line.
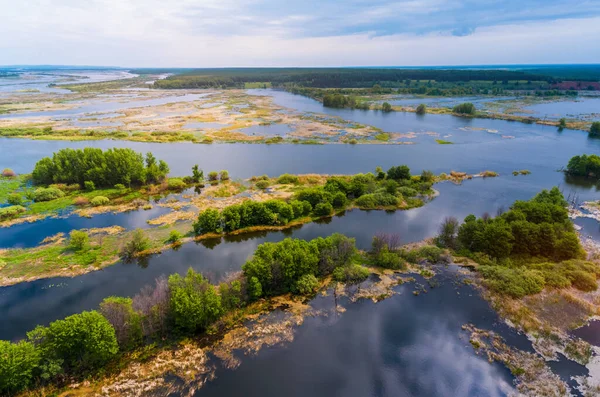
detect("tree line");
top-left (31, 148), bottom-right (170, 187)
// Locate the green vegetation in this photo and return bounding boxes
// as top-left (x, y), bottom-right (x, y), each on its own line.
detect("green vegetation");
top-left (590, 122), bottom-right (600, 136)
top-left (90, 196), bottom-right (110, 206)
top-left (0, 205), bottom-right (26, 221)
top-left (566, 154), bottom-right (600, 178)
top-left (437, 188), bottom-right (598, 298)
top-left (435, 139), bottom-right (453, 144)
top-left (32, 148), bottom-right (169, 187)
top-left (381, 102), bottom-right (393, 112)
top-left (416, 104), bottom-right (427, 115)
top-left (512, 170), bottom-right (531, 176)
top-left (452, 102), bottom-right (476, 115)
top-left (0, 233), bottom-right (375, 395)
top-left (69, 230), bottom-right (89, 251)
top-left (122, 229), bottom-right (150, 259)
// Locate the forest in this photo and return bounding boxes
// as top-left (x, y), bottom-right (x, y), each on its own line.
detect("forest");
top-left (153, 68), bottom-right (555, 89)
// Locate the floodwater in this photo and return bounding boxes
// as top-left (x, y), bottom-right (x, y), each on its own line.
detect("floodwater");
top-left (515, 96), bottom-right (600, 121)
top-left (382, 95), bottom-right (515, 109)
top-left (0, 88), bottom-right (598, 395)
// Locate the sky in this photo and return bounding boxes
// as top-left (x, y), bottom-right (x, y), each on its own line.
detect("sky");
top-left (1, 0), bottom-right (599, 67)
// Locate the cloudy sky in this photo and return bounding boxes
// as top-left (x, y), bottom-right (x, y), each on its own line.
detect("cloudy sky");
top-left (1, 0), bottom-right (599, 67)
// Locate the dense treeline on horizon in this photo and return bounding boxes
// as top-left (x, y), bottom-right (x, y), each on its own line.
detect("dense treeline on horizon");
top-left (153, 68), bottom-right (555, 89)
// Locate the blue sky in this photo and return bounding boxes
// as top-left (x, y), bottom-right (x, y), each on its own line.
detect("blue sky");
top-left (1, 0), bottom-right (599, 66)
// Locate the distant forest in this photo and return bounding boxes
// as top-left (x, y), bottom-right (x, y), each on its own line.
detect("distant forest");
top-left (146, 66), bottom-right (600, 90)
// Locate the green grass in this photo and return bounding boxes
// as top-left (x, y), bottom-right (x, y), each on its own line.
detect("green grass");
top-left (0, 175), bottom-right (28, 203)
top-left (375, 133), bottom-right (390, 142)
top-left (244, 82), bottom-right (272, 89)
top-left (435, 139), bottom-right (454, 144)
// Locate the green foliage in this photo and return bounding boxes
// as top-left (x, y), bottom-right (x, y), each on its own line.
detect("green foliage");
top-left (0, 205), bottom-right (26, 221)
top-left (323, 93), bottom-right (358, 108)
top-left (558, 118), bottom-right (567, 128)
top-left (0, 340), bottom-right (40, 395)
top-left (331, 192), bottom-right (347, 208)
top-left (167, 178), bottom-right (186, 190)
top-left (194, 208), bottom-right (223, 234)
top-left (255, 180), bottom-right (270, 189)
top-left (114, 183), bottom-right (126, 190)
top-left (32, 187), bottom-right (65, 202)
top-left (452, 102), bottom-right (476, 115)
top-left (168, 268), bottom-right (223, 332)
top-left (277, 174), bottom-right (300, 184)
top-left (7, 193), bottom-right (23, 206)
top-left (84, 180), bottom-right (95, 191)
top-left (398, 186), bottom-right (418, 197)
top-left (31, 148), bottom-right (169, 187)
top-left (566, 154), bottom-right (600, 178)
top-left (90, 196), bottom-right (110, 206)
top-left (387, 165), bottom-right (411, 180)
top-left (27, 311), bottom-right (118, 376)
top-left (479, 266), bottom-right (545, 298)
top-left (296, 274), bottom-right (320, 295)
top-left (191, 165), bottom-right (204, 183)
top-left (332, 264), bottom-right (370, 283)
top-left (314, 202), bottom-right (333, 217)
top-left (219, 170), bottom-right (230, 181)
top-left (167, 230), bottom-right (183, 244)
top-left (381, 102), bottom-right (392, 112)
top-left (355, 193), bottom-right (399, 208)
top-left (69, 230), bottom-right (89, 251)
top-left (219, 280), bottom-right (244, 311)
top-left (122, 229), bottom-right (150, 258)
top-left (416, 104), bottom-right (427, 114)
top-left (590, 121), bottom-right (600, 135)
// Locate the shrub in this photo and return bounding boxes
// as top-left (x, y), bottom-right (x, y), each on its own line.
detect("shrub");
top-left (84, 180), bottom-right (95, 191)
top-left (0, 340), bottom-right (40, 395)
top-left (7, 193), bottom-right (23, 206)
top-left (33, 187), bottom-right (65, 202)
top-left (332, 264), bottom-right (370, 283)
top-left (73, 196), bottom-right (89, 206)
top-left (255, 180), bottom-right (270, 189)
top-left (331, 192), bottom-right (347, 208)
top-left (91, 196), bottom-right (110, 206)
top-left (314, 202), bottom-right (333, 217)
top-left (398, 187), bottom-right (418, 197)
top-left (27, 311), bottom-right (118, 376)
top-left (208, 171), bottom-right (219, 182)
top-left (416, 104), bottom-right (427, 115)
top-left (219, 170), bottom-right (230, 181)
top-left (167, 230), bottom-right (183, 244)
top-left (122, 229), bottom-right (150, 258)
top-left (558, 118), bottom-right (567, 128)
top-left (168, 268), bottom-right (223, 332)
top-left (114, 183), bottom-right (126, 190)
top-left (590, 121), bottom-right (600, 136)
top-left (479, 266), bottom-right (545, 298)
top-left (296, 274), bottom-right (320, 295)
top-left (69, 230), bottom-right (89, 251)
top-left (453, 102), bottom-right (476, 115)
top-left (193, 208), bottom-right (222, 234)
top-left (355, 193), bottom-right (399, 208)
top-left (167, 178), bottom-right (186, 190)
top-left (0, 205), bottom-right (26, 221)
top-left (382, 102), bottom-right (392, 112)
top-left (1, 168), bottom-right (16, 177)
top-left (373, 250), bottom-right (406, 270)
top-left (277, 174), bottom-right (300, 184)
top-left (569, 270), bottom-right (598, 292)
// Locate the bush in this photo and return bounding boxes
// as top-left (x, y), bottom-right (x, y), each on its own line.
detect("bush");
top-left (479, 266), bottom-right (545, 298)
top-left (355, 193), bottom-right (399, 208)
top-left (0, 205), bottom-right (26, 221)
top-left (27, 310), bottom-right (118, 376)
top-left (569, 270), bottom-right (598, 292)
top-left (277, 174), bottom-right (300, 184)
top-left (219, 170), bottom-right (229, 181)
top-left (387, 165), bottom-right (411, 180)
top-left (33, 187), bottom-right (65, 202)
top-left (590, 122), bottom-right (600, 136)
top-left (193, 208), bottom-right (222, 234)
top-left (296, 274), bottom-right (320, 295)
top-left (373, 250), bottom-right (406, 270)
top-left (167, 178), bottom-right (186, 190)
top-left (73, 196), bottom-right (89, 206)
top-left (167, 230), bottom-right (183, 244)
top-left (332, 264), bottom-right (370, 283)
top-left (7, 193), bottom-right (23, 206)
top-left (331, 192), bottom-right (347, 208)
top-left (453, 102), bottom-right (476, 115)
top-left (208, 171), bottom-right (219, 181)
top-left (558, 118), bottom-right (567, 128)
top-left (382, 102), bottom-right (392, 112)
top-left (314, 202), bottom-right (333, 217)
top-left (168, 268), bottom-right (223, 332)
top-left (398, 187), bottom-right (418, 197)
top-left (114, 183), bottom-right (126, 190)
top-left (84, 181), bottom-right (95, 191)
top-left (90, 196), bottom-right (110, 206)
top-left (0, 340), bottom-right (40, 395)
top-left (255, 180), bottom-right (270, 189)
top-left (1, 168), bottom-right (16, 177)
top-left (416, 104), bottom-right (427, 115)
top-left (69, 230), bottom-right (89, 251)
top-left (122, 229), bottom-right (150, 258)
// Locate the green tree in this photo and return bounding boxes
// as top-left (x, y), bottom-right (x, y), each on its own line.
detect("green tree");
top-left (193, 209), bottom-right (222, 234)
top-left (0, 340), bottom-right (40, 395)
top-left (590, 121), bottom-right (600, 136)
top-left (387, 165), bottom-right (411, 180)
top-left (314, 202), bottom-right (333, 217)
top-left (27, 311), bottom-right (118, 376)
top-left (382, 102), bottom-right (392, 112)
top-left (69, 230), bottom-right (89, 251)
top-left (452, 102), bottom-right (476, 115)
top-left (122, 229), bottom-right (150, 258)
top-left (558, 118), bottom-right (567, 128)
top-left (416, 104), bottom-right (427, 115)
top-left (7, 193), bottom-right (23, 206)
top-left (168, 268), bottom-right (223, 332)
top-left (99, 297), bottom-right (142, 350)
top-left (192, 165), bottom-right (204, 183)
